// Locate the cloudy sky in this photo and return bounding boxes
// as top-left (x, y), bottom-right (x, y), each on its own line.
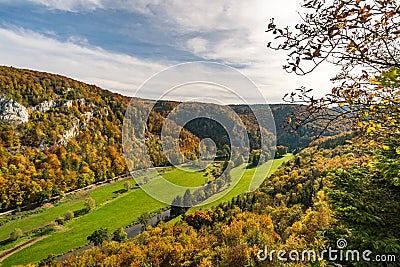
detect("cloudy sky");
top-left (0, 0), bottom-right (336, 103)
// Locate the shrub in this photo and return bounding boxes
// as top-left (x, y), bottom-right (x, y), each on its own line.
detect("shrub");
top-left (124, 181), bottom-right (132, 191)
top-left (64, 210), bottom-right (74, 221)
top-left (48, 221), bottom-right (57, 228)
top-left (9, 228), bottom-right (23, 241)
top-left (55, 216), bottom-right (65, 225)
top-left (85, 197), bottom-right (96, 212)
top-left (38, 253), bottom-right (57, 267)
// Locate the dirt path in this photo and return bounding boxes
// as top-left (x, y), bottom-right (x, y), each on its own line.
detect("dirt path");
top-left (0, 236), bottom-right (47, 263)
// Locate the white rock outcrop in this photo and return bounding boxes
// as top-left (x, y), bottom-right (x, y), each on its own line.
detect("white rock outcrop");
top-left (31, 100), bottom-right (57, 112)
top-left (62, 100), bottom-right (73, 108)
top-left (58, 120), bottom-right (80, 146)
top-left (82, 111), bottom-right (93, 122)
top-left (0, 96), bottom-right (29, 124)
top-left (77, 98), bottom-right (86, 106)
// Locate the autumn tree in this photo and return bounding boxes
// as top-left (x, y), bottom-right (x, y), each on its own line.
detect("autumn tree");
top-left (85, 197), bottom-right (96, 212)
top-left (124, 181), bottom-right (131, 191)
top-left (185, 210), bottom-right (215, 230)
top-left (267, 0), bottom-right (400, 136)
top-left (9, 228), bottom-right (23, 241)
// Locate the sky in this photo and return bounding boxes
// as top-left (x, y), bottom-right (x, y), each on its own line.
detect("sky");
top-left (0, 0), bottom-right (336, 104)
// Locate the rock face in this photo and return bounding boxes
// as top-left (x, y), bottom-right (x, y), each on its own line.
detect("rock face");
top-left (62, 100), bottom-right (73, 108)
top-left (31, 100), bottom-right (57, 112)
top-left (77, 98), bottom-right (86, 106)
top-left (58, 120), bottom-right (80, 146)
top-left (82, 111), bottom-right (93, 122)
top-left (0, 96), bottom-right (29, 124)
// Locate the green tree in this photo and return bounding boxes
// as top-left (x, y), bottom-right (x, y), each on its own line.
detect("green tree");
top-left (38, 253), bottom-right (57, 267)
top-left (112, 227), bottom-right (128, 242)
top-left (275, 145), bottom-right (288, 158)
top-left (249, 150), bottom-right (261, 167)
top-left (326, 156), bottom-right (400, 255)
top-left (182, 189), bottom-right (193, 207)
top-left (170, 195), bottom-right (184, 218)
top-left (137, 212), bottom-right (153, 231)
top-left (87, 228), bottom-right (109, 246)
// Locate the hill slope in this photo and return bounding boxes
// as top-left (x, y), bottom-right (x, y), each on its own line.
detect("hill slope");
top-left (0, 66), bottom-right (345, 211)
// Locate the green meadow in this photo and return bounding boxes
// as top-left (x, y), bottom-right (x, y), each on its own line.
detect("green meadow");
top-left (196, 153), bottom-right (293, 210)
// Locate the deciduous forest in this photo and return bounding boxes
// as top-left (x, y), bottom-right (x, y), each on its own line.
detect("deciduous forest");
top-left (0, 0), bottom-right (399, 266)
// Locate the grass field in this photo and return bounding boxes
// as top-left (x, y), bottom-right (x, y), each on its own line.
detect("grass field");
top-left (0, 155), bottom-right (292, 266)
top-left (163, 166), bottom-right (206, 187)
top-left (167, 154), bottom-right (293, 225)
top-left (0, 166), bottom-right (206, 267)
top-left (2, 189), bottom-right (165, 266)
top-left (139, 166), bottom-right (208, 203)
top-left (0, 180), bottom-right (126, 242)
top-left (196, 153), bottom-right (293, 209)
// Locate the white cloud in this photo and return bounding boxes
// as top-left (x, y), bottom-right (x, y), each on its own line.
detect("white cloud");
top-left (0, 25), bottom-right (335, 103)
top-left (186, 38), bottom-right (208, 54)
top-left (0, 27), bottom-right (286, 104)
top-left (1, 1), bottom-right (338, 103)
top-left (26, 0), bottom-right (103, 11)
top-left (103, 0), bottom-right (335, 102)
top-left (0, 27), bottom-right (167, 96)
top-left (27, 1), bottom-right (298, 33)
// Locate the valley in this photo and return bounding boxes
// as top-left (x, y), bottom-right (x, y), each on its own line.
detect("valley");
top-left (1, 64), bottom-right (396, 267)
top-left (0, 156), bottom-right (291, 266)
top-left (0, 0), bottom-right (399, 265)
top-left (0, 66), bottom-right (346, 266)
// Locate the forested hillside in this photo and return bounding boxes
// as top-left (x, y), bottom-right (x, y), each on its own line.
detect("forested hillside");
top-left (0, 66), bottom-right (200, 211)
top-left (0, 66), bottom-right (344, 212)
top-left (0, 67), bottom-right (127, 210)
top-left (234, 104), bottom-right (349, 151)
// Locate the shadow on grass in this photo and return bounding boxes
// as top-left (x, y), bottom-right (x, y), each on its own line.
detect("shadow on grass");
top-left (0, 238), bottom-right (12, 247)
top-left (113, 187), bottom-right (140, 196)
top-left (112, 189), bottom-right (128, 195)
top-left (245, 164), bottom-right (256, 169)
